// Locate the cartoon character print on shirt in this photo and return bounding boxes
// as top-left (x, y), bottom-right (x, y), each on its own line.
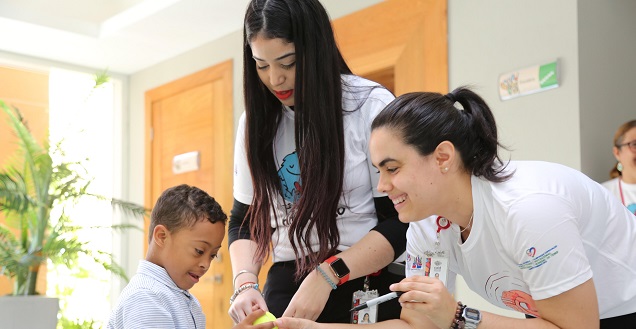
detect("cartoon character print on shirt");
top-left (485, 271), bottom-right (539, 317)
top-left (276, 151), bottom-right (348, 226)
top-left (278, 151), bottom-right (301, 202)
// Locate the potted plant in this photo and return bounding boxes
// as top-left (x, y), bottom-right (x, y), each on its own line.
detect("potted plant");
top-left (0, 100), bottom-right (146, 328)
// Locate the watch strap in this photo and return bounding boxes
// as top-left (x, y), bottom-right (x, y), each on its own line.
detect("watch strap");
top-left (462, 307), bottom-right (482, 329)
top-left (325, 256), bottom-right (350, 286)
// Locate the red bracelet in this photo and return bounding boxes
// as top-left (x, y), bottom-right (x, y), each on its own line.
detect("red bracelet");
top-left (239, 281), bottom-right (256, 288)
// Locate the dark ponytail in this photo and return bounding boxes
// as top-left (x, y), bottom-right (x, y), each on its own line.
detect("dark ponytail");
top-left (372, 86), bottom-right (512, 182)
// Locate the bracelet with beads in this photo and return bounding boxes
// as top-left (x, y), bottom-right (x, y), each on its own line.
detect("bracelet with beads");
top-left (450, 301), bottom-right (466, 329)
top-left (229, 282), bottom-right (260, 304)
top-left (316, 265), bottom-right (337, 290)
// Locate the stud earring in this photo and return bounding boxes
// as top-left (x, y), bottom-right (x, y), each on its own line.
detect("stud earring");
top-left (443, 167), bottom-right (449, 172)
top-left (617, 162), bottom-right (623, 172)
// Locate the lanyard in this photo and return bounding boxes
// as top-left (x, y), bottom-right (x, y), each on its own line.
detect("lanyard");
top-left (436, 216), bottom-right (451, 232)
top-left (619, 179), bottom-right (626, 206)
top-left (435, 216), bottom-right (451, 248)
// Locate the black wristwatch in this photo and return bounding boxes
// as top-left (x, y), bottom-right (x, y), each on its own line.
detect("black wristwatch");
top-left (325, 256), bottom-right (350, 285)
top-left (462, 307), bottom-right (482, 329)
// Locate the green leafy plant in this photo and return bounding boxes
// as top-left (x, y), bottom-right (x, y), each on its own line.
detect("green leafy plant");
top-left (0, 100), bottom-right (146, 296)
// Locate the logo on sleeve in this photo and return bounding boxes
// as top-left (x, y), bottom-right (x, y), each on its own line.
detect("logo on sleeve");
top-left (518, 245), bottom-right (559, 271)
top-left (526, 247), bottom-right (536, 257)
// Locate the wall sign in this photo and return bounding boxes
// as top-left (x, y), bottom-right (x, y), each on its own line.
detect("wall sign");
top-left (172, 151), bottom-right (200, 174)
top-left (498, 60), bottom-right (559, 101)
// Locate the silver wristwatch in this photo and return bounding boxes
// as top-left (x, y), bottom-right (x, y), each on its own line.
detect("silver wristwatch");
top-left (462, 307), bottom-right (482, 329)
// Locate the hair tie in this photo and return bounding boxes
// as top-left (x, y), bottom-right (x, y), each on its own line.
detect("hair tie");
top-left (445, 93), bottom-right (456, 103)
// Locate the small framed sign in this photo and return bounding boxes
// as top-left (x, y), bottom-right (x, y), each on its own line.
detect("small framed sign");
top-left (499, 59), bottom-right (559, 101)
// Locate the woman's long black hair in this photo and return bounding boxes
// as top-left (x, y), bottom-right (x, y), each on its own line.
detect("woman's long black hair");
top-left (243, 0), bottom-right (353, 278)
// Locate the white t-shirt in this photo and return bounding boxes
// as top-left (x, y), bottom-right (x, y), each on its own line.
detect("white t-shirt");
top-left (602, 177), bottom-right (636, 215)
top-left (233, 74), bottom-right (394, 262)
top-left (407, 161), bottom-right (636, 319)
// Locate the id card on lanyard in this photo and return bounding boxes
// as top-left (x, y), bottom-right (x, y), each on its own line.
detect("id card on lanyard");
top-left (406, 216), bottom-right (450, 286)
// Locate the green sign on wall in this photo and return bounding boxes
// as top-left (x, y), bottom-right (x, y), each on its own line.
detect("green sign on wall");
top-left (499, 60), bottom-right (559, 101)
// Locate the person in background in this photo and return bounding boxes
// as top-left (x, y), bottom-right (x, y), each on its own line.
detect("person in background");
top-left (602, 119), bottom-right (636, 215)
top-left (274, 88), bottom-right (636, 329)
top-left (227, 0), bottom-right (407, 324)
top-left (107, 184), bottom-right (273, 329)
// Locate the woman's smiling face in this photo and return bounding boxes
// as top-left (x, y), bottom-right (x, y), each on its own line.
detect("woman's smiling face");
top-left (370, 127), bottom-right (442, 222)
top-left (250, 34), bottom-right (297, 107)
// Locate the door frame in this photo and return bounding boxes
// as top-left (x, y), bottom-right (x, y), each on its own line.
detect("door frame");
top-left (332, 0), bottom-right (448, 95)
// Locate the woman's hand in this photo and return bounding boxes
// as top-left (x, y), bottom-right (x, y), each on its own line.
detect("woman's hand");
top-left (229, 288), bottom-right (269, 324)
top-left (282, 268), bottom-right (333, 320)
top-left (391, 275), bottom-right (457, 329)
top-left (275, 317), bottom-right (320, 329)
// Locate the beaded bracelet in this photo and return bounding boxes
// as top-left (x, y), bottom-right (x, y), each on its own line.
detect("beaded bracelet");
top-left (229, 283), bottom-right (260, 304)
top-left (450, 301), bottom-right (466, 329)
top-left (316, 265), bottom-right (337, 290)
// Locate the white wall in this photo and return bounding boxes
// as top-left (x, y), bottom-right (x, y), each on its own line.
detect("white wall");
top-left (578, 0), bottom-right (636, 182)
top-left (449, 0), bottom-right (581, 170)
top-left (447, 0), bottom-right (580, 318)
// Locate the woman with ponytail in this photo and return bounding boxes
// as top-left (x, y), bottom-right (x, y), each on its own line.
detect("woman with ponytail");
top-left (275, 87), bottom-right (636, 329)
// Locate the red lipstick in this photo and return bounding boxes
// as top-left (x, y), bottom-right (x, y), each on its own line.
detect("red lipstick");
top-left (274, 89), bottom-right (293, 100)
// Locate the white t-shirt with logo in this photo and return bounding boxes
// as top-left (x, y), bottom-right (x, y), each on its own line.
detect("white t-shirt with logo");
top-left (406, 161), bottom-right (636, 319)
top-left (233, 74), bottom-right (394, 262)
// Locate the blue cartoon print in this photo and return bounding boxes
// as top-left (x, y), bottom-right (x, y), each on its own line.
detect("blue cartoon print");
top-left (278, 151), bottom-right (301, 202)
top-left (627, 203), bottom-right (636, 215)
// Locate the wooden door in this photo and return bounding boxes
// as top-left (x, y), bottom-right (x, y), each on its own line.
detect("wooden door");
top-left (144, 60), bottom-right (234, 329)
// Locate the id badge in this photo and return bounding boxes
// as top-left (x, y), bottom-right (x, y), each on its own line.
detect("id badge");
top-left (406, 250), bottom-right (449, 286)
top-left (351, 290), bottom-right (378, 324)
top-left (405, 217), bottom-right (451, 286)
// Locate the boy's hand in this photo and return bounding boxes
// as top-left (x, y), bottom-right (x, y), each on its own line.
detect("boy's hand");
top-left (233, 309), bottom-right (276, 329)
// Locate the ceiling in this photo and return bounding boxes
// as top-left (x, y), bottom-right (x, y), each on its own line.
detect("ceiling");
top-left (0, 0), bottom-right (382, 75)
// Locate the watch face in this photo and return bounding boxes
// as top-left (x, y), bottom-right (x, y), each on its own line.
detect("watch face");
top-left (329, 258), bottom-right (350, 278)
top-left (464, 308), bottom-right (481, 321)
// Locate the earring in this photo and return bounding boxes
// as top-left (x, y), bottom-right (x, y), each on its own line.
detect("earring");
top-left (443, 167), bottom-right (449, 172)
top-left (617, 162), bottom-right (623, 172)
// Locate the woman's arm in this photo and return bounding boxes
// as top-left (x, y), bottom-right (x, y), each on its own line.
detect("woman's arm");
top-left (394, 277), bottom-right (599, 329)
top-left (228, 199), bottom-right (268, 323)
top-left (282, 196), bottom-right (407, 320)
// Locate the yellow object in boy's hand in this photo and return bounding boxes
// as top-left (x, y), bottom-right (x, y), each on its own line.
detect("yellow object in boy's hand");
top-left (253, 311), bottom-right (278, 328)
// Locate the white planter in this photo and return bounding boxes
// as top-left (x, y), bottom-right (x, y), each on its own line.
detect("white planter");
top-left (0, 296), bottom-right (59, 329)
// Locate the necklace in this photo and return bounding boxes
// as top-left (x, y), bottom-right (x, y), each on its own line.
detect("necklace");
top-left (459, 212), bottom-right (474, 233)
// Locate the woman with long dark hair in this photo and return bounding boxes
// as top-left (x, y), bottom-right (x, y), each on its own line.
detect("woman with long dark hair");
top-left (227, 0), bottom-right (407, 324)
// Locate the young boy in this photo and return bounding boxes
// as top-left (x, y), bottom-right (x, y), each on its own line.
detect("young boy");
top-left (107, 184), bottom-right (274, 329)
